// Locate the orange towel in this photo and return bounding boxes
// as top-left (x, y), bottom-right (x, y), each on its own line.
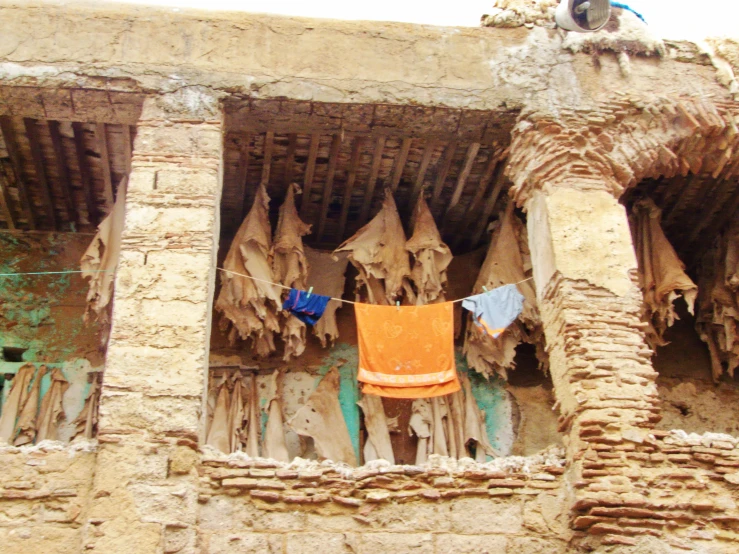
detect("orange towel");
top-left (355, 302), bottom-right (460, 398)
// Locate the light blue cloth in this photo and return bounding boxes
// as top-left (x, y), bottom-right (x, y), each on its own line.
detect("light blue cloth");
top-left (462, 284), bottom-right (524, 338)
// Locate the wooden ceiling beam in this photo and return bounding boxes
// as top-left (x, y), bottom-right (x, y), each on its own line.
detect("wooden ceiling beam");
top-left (446, 142), bottom-right (480, 215)
top-left (470, 160), bottom-right (507, 247)
top-left (0, 169), bottom-right (16, 229)
top-left (0, 116), bottom-right (36, 230)
top-left (452, 148), bottom-right (501, 248)
top-left (410, 142), bottom-right (435, 208)
top-left (72, 122), bottom-right (98, 227)
top-left (235, 133), bottom-right (250, 221)
top-left (694, 180), bottom-right (739, 255)
top-left (260, 130), bottom-right (274, 187)
top-left (23, 118), bottom-right (58, 231)
top-left (284, 133), bottom-right (298, 189)
top-left (430, 140), bottom-right (457, 210)
top-left (337, 137), bottom-right (365, 242)
top-left (121, 124), bottom-right (133, 174)
top-left (94, 123), bottom-right (114, 209)
top-left (390, 138), bottom-right (411, 193)
top-left (48, 120), bottom-right (78, 228)
top-left (300, 133), bottom-right (321, 219)
top-left (684, 177), bottom-right (733, 248)
top-left (357, 136), bottom-right (386, 227)
top-left (317, 134), bottom-right (342, 241)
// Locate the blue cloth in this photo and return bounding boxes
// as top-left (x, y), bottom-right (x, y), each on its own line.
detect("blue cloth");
top-left (282, 288), bottom-right (331, 326)
top-left (462, 284), bottom-right (524, 338)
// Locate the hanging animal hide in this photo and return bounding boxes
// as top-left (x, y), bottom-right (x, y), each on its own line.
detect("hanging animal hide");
top-left (406, 195), bottom-right (453, 305)
top-left (262, 370), bottom-right (290, 462)
top-left (205, 374), bottom-right (231, 453)
top-left (409, 398), bottom-right (433, 465)
top-left (245, 373), bottom-right (260, 457)
top-left (81, 176), bottom-right (127, 323)
top-left (697, 221), bottom-right (739, 380)
top-left (305, 247), bottom-right (349, 347)
top-left (288, 368), bottom-right (357, 466)
top-left (71, 374), bottom-right (101, 440)
top-left (631, 198), bottom-right (698, 348)
top-left (463, 202), bottom-right (543, 379)
top-left (0, 363), bottom-right (36, 444)
top-left (227, 372), bottom-right (247, 453)
top-left (335, 190), bottom-right (415, 305)
top-left (36, 368), bottom-right (70, 443)
top-left (408, 373), bottom-right (498, 463)
top-left (274, 185), bottom-right (312, 360)
top-left (216, 184), bottom-right (282, 356)
top-left (357, 394), bottom-right (395, 464)
top-left (14, 365), bottom-right (47, 446)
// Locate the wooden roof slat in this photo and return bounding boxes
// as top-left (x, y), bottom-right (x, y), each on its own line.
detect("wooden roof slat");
top-left (446, 142), bottom-right (480, 214)
top-left (234, 133), bottom-right (250, 221)
top-left (260, 130), bottom-right (274, 187)
top-left (317, 134), bottom-right (342, 241)
top-left (471, 160), bottom-right (507, 247)
top-left (684, 177), bottom-right (733, 247)
top-left (0, 116), bottom-right (36, 230)
top-left (284, 133), bottom-right (298, 189)
top-left (23, 118), bottom-right (58, 230)
top-left (452, 148), bottom-right (502, 248)
top-left (357, 136), bottom-right (386, 227)
top-left (48, 120), bottom-right (78, 227)
top-left (411, 142), bottom-right (435, 207)
top-left (0, 170), bottom-right (16, 229)
top-left (300, 133), bottom-right (321, 219)
top-left (95, 123), bottom-right (114, 208)
top-left (390, 138), bottom-right (412, 193)
top-left (72, 122), bottom-right (98, 227)
top-left (430, 140), bottom-right (457, 210)
top-left (121, 124), bottom-right (133, 174)
top-left (338, 137), bottom-right (365, 241)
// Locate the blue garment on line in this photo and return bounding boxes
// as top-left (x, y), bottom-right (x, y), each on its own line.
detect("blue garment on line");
top-left (282, 288), bottom-right (331, 326)
top-left (461, 284), bottom-right (524, 338)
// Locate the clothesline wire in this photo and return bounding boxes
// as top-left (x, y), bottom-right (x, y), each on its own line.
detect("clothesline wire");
top-left (0, 269), bottom-right (111, 277)
top-left (217, 267), bottom-right (533, 306)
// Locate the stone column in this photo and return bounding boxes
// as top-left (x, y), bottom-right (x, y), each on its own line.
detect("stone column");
top-left (526, 188), bottom-right (660, 458)
top-left (83, 90), bottom-right (223, 554)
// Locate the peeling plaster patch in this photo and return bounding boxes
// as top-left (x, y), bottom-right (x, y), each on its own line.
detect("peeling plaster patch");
top-left (0, 62), bottom-right (63, 79)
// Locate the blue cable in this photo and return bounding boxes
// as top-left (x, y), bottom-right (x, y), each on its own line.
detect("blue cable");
top-left (611, 1), bottom-right (647, 23)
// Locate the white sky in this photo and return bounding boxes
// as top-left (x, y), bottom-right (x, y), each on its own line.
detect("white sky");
top-left (96, 0), bottom-right (737, 41)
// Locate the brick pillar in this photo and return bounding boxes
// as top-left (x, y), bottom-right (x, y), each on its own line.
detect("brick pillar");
top-left (526, 188), bottom-right (661, 455)
top-left (83, 91), bottom-right (223, 554)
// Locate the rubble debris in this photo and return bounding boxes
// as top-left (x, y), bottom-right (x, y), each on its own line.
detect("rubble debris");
top-left (335, 190), bottom-right (415, 305)
top-left (80, 176), bottom-right (127, 323)
top-left (631, 197), bottom-right (697, 348)
top-left (288, 368), bottom-right (357, 466)
top-left (463, 203), bottom-right (543, 379)
top-left (273, 184), bottom-right (312, 361)
top-left (305, 247), bottom-right (349, 347)
top-left (357, 394), bottom-right (395, 464)
top-left (697, 221), bottom-right (739, 379)
top-left (406, 195), bottom-right (452, 305)
top-left (35, 368), bottom-right (70, 443)
top-left (216, 184), bottom-right (282, 356)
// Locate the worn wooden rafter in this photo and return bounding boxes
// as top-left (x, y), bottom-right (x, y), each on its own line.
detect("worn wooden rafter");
top-left (390, 137), bottom-right (412, 193)
top-left (0, 169), bottom-right (16, 229)
top-left (284, 133), bottom-right (298, 189)
top-left (72, 122), bottom-right (98, 227)
top-left (452, 148), bottom-right (501, 248)
top-left (357, 135), bottom-right (386, 227)
top-left (337, 136), bottom-right (364, 240)
top-left (233, 133), bottom-right (251, 221)
top-left (24, 118), bottom-right (58, 230)
top-left (94, 123), bottom-right (114, 209)
top-left (0, 116), bottom-right (36, 229)
top-left (48, 120), bottom-right (78, 227)
top-left (411, 142), bottom-right (435, 207)
top-left (430, 140), bottom-right (457, 210)
top-left (471, 160), bottom-right (508, 247)
top-left (317, 134), bottom-right (343, 241)
top-left (300, 133), bottom-right (320, 219)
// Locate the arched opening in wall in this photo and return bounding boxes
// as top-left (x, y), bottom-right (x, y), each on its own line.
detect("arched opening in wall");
top-left (622, 174), bottom-right (739, 436)
top-left (0, 87), bottom-right (141, 445)
top-left (204, 98), bottom-right (561, 467)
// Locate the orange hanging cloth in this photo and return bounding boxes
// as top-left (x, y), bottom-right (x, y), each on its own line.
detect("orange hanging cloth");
top-left (356, 302), bottom-right (460, 398)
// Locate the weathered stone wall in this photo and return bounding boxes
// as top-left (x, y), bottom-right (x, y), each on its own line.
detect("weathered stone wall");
top-left (0, 444), bottom-right (95, 553)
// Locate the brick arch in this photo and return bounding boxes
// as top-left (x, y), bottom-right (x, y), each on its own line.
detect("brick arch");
top-left (506, 97), bottom-right (739, 206)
